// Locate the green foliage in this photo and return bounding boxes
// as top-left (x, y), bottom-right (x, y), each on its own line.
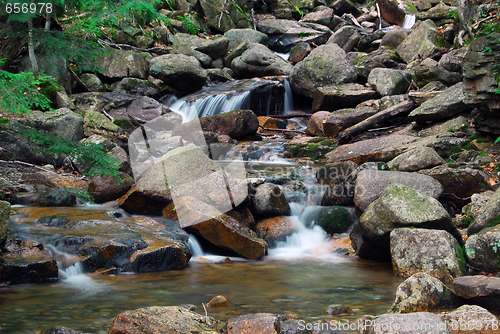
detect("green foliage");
top-left (476, 138), bottom-right (489, 143)
top-left (177, 14), bottom-right (200, 35)
top-left (13, 126), bottom-right (119, 176)
top-left (0, 61), bottom-right (57, 114)
top-left (487, 216), bottom-right (500, 228)
top-left (293, 4), bottom-right (303, 16)
top-left (460, 215), bottom-right (474, 225)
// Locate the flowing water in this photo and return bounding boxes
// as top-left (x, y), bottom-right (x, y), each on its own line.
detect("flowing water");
top-left (0, 81), bottom-right (405, 333)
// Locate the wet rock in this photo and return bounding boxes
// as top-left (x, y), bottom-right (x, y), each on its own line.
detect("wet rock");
top-left (418, 116), bottom-right (469, 137)
top-left (40, 327), bottom-right (90, 334)
top-left (94, 50), bottom-right (148, 80)
top-left (231, 43), bottom-right (293, 78)
top-left (325, 135), bottom-right (418, 164)
top-left (31, 187), bottom-right (77, 207)
top-left (206, 68), bottom-right (233, 82)
top-left (351, 184), bottom-right (459, 261)
top-left (468, 188), bottom-right (500, 235)
top-left (181, 200), bottom-right (267, 259)
top-left (465, 225), bottom-right (500, 273)
top-left (289, 43), bottom-right (357, 99)
top-left (418, 165), bottom-right (492, 199)
top-left (112, 78), bottom-right (161, 97)
top-left (312, 83), bottom-right (378, 112)
top-left (364, 312), bottom-right (451, 334)
top-left (88, 172), bottom-right (134, 203)
top-left (367, 68), bottom-right (412, 97)
top-left (442, 305), bottom-right (499, 334)
top-left (354, 170), bottom-right (443, 212)
top-left (226, 205), bottom-right (256, 230)
top-left (322, 107), bottom-right (378, 136)
top-left (320, 174), bottom-right (356, 206)
top-left (299, 205), bottom-right (350, 235)
top-left (0, 200), bottom-right (10, 249)
top-left (391, 228), bottom-right (466, 282)
top-left (255, 216), bottom-right (297, 247)
top-left (109, 306), bottom-right (220, 333)
top-left (326, 304), bottom-right (353, 315)
top-left (207, 295), bottom-right (229, 307)
top-left (149, 54), bottom-right (209, 94)
top-left (80, 73), bottom-right (106, 92)
top-left (173, 109), bottom-right (259, 140)
top-left (0, 239), bottom-right (58, 285)
top-left (396, 19), bottom-right (443, 64)
top-left (251, 183), bottom-right (291, 218)
top-left (408, 83), bottom-right (471, 122)
top-left (257, 19), bottom-right (332, 53)
top-left (389, 272), bottom-right (461, 313)
top-left (288, 41), bottom-right (312, 64)
top-left (452, 275), bottom-right (500, 311)
top-left (227, 313), bottom-right (281, 334)
top-left (387, 147), bottom-right (445, 172)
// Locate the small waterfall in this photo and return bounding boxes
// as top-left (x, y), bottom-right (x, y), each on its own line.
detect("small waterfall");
top-left (169, 91), bottom-right (251, 123)
top-left (283, 78), bottom-right (294, 113)
top-left (188, 235), bottom-right (205, 257)
top-left (403, 14), bottom-right (416, 29)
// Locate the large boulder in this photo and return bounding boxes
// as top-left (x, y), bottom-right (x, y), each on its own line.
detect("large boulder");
top-left (172, 109), bottom-right (259, 140)
top-left (468, 187), bottom-right (500, 235)
top-left (109, 306), bottom-right (219, 333)
top-left (112, 78), bottom-right (161, 98)
top-left (231, 43), bottom-right (293, 78)
top-left (180, 196), bottom-right (268, 259)
top-left (418, 165), bottom-right (492, 199)
top-left (350, 183), bottom-right (459, 261)
top-left (257, 19), bottom-right (332, 53)
top-left (389, 272), bottom-right (461, 313)
top-left (367, 68), bottom-right (412, 97)
top-left (465, 225), bottom-right (500, 273)
top-left (391, 228), bottom-right (466, 283)
top-left (289, 43), bottom-right (357, 98)
top-left (354, 170), bottom-right (443, 212)
top-left (321, 107), bottom-right (378, 136)
top-left (325, 135), bottom-right (418, 164)
top-left (387, 147), bottom-right (445, 172)
top-left (28, 109), bottom-right (84, 142)
top-left (452, 275), bottom-right (500, 312)
top-left (107, 96), bottom-right (168, 123)
top-left (94, 50), bottom-right (148, 80)
top-left (312, 84), bottom-right (378, 112)
top-left (149, 54), bottom-right (209, 94)
top-left (408, 83), bottom-right (471, 122)
top-left (0, 201), bottom-right (10, 249)
top-left (251, 183), bottom-right (291, 218)
top-left (396, 19), bottom-right (443, 64)
top-left (364, 313), bottom-right (451, 334)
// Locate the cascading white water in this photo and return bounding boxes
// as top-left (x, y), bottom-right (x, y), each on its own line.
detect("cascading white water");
top-left (283, 78), bottom-right (294, 113)
top-left (403, 14), bottom-right (416, 29)
top-left (188, 235), bottom-right (205, 257)
top-left (170, 91), bottom-right (252, 123)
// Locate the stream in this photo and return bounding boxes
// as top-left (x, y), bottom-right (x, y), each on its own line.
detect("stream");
top-left (1, 78), bottom-right (405, 333)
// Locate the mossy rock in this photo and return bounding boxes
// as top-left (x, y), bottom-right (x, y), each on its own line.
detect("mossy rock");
top-left (316, 206), bottom-right (350, 235)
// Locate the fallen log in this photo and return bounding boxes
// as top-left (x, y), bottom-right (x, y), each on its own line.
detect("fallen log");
top-left (336, 99), bottom-right (416, 144)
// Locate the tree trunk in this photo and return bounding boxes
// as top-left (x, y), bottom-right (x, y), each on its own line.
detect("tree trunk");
top-left (28, 14), bottom-right (39, 77)
top-left (337, 100), bottom-right (416, 144)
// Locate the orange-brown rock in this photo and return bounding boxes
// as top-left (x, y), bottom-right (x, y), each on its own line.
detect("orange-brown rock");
top-left (255, 216), bottom-right (297, 247)
top-left (376, 0), bottom-right (405, 26)
top-left (179, 197), bottom-right (268, 260)
top-left (227, 313), bottom-right (281, 334)
top-left (258, 116), bottom-right (286, 135)
top-left (289, 42), bottom-right (312, 64)
top-left (207, 295), bottom-right (229, 308)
